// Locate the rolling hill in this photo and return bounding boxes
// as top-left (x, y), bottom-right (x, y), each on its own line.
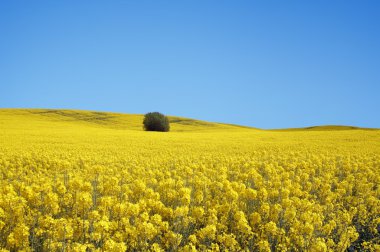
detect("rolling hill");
top-left (270, 125), bottom-right (378, 131)
top-left (0, 108), bottom-right (257, 132)
top-left (0, 108), bottom-right (376, 132)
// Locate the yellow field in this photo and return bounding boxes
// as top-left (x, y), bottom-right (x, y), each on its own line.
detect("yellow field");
top-left (0, 109), bottom-right (379, 251)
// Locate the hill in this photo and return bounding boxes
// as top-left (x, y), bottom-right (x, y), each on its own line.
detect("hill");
top-left (0, 108), bottom-right (376, 132)
top-left (271, 125), bottom-right (378, 131)
top-left (0, 108), bottom-right (256, 132)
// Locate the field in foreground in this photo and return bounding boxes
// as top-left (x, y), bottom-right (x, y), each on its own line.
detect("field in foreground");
top-left (0, 109), bottom-right (379, 251)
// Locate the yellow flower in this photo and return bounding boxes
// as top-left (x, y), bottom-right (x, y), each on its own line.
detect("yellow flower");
top-left (265, 221), bottom-right (277, 235)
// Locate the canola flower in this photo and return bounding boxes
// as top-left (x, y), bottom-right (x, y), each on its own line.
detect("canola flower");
top-left (0, 109), bottom-right (379, 251)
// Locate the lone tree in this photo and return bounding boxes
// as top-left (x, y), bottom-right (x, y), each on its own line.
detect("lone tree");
top-left (143, 112), bottom-right (170, 132)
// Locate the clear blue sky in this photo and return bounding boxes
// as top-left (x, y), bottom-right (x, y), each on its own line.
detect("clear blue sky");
top-left (1, 1), bottom-right (379, 129)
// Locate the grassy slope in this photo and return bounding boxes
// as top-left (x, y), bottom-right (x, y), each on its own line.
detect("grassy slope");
top-left (270, 125), bottom-right (378, 131)
top-left (0, 108), bottom-right (257, 132)
top-left (0, 108), bottom-right (377, 132)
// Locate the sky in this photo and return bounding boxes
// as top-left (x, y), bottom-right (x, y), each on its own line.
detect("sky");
top-left (1, 1), bottom-right (379, 129)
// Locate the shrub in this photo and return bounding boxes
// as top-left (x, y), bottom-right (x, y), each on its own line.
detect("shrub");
top-left (143, 112), bottom-right (170, 132)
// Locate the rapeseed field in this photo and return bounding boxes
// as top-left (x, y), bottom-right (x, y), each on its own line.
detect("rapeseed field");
top-left (0, 109), bottom-right (379, 251)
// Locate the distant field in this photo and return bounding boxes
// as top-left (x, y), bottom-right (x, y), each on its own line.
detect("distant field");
top-left (0, 109), bottom-right (379, 251)
top-left (271, 125), bottom-right (378, 131)
top-left (0, 109), bottom-right (255, 132)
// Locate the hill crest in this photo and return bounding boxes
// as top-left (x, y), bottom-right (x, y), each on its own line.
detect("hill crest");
top-left (0, 108), bottom-right (255, 132)
top-left (0, 108), bottom-right (377, 132)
